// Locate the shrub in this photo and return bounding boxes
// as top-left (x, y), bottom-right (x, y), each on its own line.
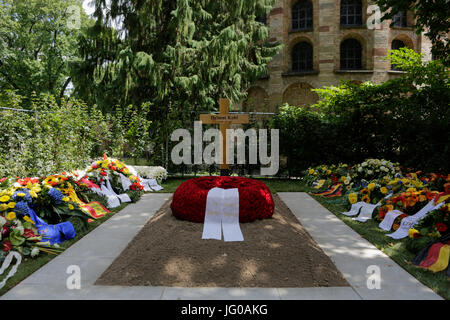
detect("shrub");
top-left (0, 93), bottom-right (108, 177)
top-left (0, 91), bottom-right (155, 178)
top-left (271, 105), bottom-right (337, 176)
top-left (271, 49), bottom-right (450, 174)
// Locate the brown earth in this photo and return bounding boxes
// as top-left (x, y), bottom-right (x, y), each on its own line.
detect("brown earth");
top-left (95, 194), bottom-right (349, 288)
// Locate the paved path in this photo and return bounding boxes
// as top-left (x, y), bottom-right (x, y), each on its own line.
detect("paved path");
top-left (279, 193), bottom-right (442, 300)
top-left (1, 193), bottom-right (442, 300)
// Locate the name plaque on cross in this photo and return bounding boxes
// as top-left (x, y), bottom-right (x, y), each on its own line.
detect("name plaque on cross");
top-left (199, 99), bottom-right (249, 174)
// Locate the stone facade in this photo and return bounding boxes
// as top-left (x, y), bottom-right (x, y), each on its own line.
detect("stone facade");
top-left (237, 0), bottom-right (433, 112)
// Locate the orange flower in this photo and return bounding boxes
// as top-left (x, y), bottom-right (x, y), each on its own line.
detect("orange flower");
top-left (426, 191), bottom-right (438, 201)
top-left (444, 183), bottom-right (450, 193)
top-left (361, 188), bottom-right (370, 195)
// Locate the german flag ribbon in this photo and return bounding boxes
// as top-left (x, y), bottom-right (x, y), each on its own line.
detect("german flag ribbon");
top-left (428, 245), bottom-right (450, 273)
top-left (412, 233), bottom-right (450, 274)
top-left (65, 187), bottom-right (110, 220)
top-left (313, 184), bottom-right (342, 196)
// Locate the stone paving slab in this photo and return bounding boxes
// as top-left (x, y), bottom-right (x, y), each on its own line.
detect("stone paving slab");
top-left (1, 192), bottom-right (443, 300)
top-left (278, 287), bottom-right (360, 300)
top-left (2, 193), bottom-right (171, 300)
top-left (278, 193), bottom-right (443, 300)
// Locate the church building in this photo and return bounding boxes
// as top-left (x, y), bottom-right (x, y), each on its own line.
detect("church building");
top-left (240, 0), bottom-right (433, 112)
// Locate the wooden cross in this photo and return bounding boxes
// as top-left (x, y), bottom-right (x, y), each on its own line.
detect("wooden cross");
top-left (200, 98), bottom-right (249, 173)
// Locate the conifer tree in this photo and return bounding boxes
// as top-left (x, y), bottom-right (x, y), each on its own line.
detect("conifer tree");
top-left (72, 0), bottom-right (280, 165)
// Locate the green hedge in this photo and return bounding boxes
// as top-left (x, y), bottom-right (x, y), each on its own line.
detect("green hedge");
top-left (0, 92), bottom-right (153, 177)
top-left (272, 49), bottom-right (450, 176)
top-left (0, 93), bottom-right (107, 177)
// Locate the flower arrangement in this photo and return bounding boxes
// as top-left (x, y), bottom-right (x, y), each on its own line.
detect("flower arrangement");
top-left (354, 159), bottom-right (400, 181)
top-left (0, 199), bottom-right (62, 258)
top-left (171, 176), bottom-right (274, 223)
top-left (132, 166), bottom-right (168, 183)
top-left (87, 155), bottom-right (144, 189)
top-left (0, 156), bottom-right (151, 274)
top-left (304, 164), bottom-right (351, 193)
top-left (305, 159), bottom-right (450, 275)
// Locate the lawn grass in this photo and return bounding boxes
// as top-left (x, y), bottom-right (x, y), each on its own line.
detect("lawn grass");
top-left (158, 176), bottom-right (449, 300)
top-left (0, 175), bottom-right (302, 296)
top-left (2, 177), bottom-right (448, 299)
top-left (310, 194), bottom-right (450, 300)
top-left (156, 176), bottom-right (309, 194)
top-left (0, 202), bottom-right (129, 297)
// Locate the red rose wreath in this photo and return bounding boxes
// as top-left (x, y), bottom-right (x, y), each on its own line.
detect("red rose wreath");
top-left (171, 176), bottom-right (275, 223)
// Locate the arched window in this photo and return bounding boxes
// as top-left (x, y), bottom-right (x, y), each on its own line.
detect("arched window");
top-left (340, 38), bottom-right (362, 70)
top-left (392, 11), bottom-right (407, 27)
top-left (391, 39), bottom-right (406, 50)
top-left (292, 42), bottom-right (313, 72)
top-left (340, 0), bottom-right (362, 26)
top-left (391, 39), bottom-right (406, 70)
top-left (292, 0), bottom-right (313, 30)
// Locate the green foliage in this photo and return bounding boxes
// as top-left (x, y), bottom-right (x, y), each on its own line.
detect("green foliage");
top-left (0, 0), bottom-right (91, 103)
top-left (68, 216), bottom-right (89, 234)
top-left (271, 105), bottom-right (337, 177)
top-left (126, 190), bottom-right (143, 203)
top-left (0, 92), bottom-right (108, 177)
top-left (72, 0), bottom-right (281, 165)
top-left (104, 103), bottom-right (153, 161)
top-left (272, 49), bottom-right (450, 174)
top-left (84, 191), bottom-right (108, 209)
top-left (0, 90), bottom-right (155, 177)
top-left (374, 0), bottom-right (450, 65)
top-left (51, 202), bottom-right (90, 226)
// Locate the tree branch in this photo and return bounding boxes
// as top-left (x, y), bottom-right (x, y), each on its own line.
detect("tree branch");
top-left (0, 70), bottom-right (19, 90)
top-left (60, 77), bottom-right (72, 99)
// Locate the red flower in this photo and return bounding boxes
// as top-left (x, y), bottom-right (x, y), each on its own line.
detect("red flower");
top-left (435, 223), bottom-right (447, 233)
top-left (444, 183), bottom-right (450, 193)
top-left (1, 226), bottom-right (9, 237)
top-left (23, 229), bottom-right (37, 239)
top-left (100, 171), bottom-right (107, 177)
top-left (92, 164), bottom-right (99, 169)
top-left (171, 177), bottom-right (275, 223)
top-left (130, 183), bottom-right (144, 191)
top-left (413, 232), bottom-right (422, 239)
top-left (110, 166), bottom-right (117, 171)
top-left (2, 240), bottom-right (12, 253)
top-left (0, 177), bottom-right (6, 183)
